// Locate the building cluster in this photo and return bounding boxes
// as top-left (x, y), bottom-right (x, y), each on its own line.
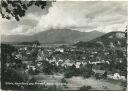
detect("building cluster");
top-left (6, 43), bottom-right (126, 81)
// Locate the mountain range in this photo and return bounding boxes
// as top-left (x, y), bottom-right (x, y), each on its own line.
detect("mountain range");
top-left (1, 29), bottom-right (104, 44)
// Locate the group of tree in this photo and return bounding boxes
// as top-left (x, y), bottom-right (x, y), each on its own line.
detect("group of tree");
top-left (1, 44), bottom-right (25, 90)
top-left (64, 63), bottom-right (93, 78)
top-left (1, 44), bottom-right (41, 90)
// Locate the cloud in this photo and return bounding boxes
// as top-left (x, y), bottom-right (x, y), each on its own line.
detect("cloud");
top-left (36, 1), bottom-right (127, 32)
top-left (0, 1), bottom-right (127, 35)
top-left (95, 22), bottom-right (127, 33)
top-left (8, 25), bottom-right (34, 35)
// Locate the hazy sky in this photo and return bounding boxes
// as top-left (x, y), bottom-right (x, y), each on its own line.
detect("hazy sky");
top-left (0, 1), bottom-right (128, 35)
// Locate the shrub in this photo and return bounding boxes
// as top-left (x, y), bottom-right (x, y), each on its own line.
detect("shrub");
top-left (80, 64), bottom-right (92, 78)
top-left (64, 71), bottom-right (73, 78)
top-left (86, 85), bottom-right (92, 89)
top-left (64, 65), bottom-right (78, 78)
top-left (79, 85), bottom-right (92, 91)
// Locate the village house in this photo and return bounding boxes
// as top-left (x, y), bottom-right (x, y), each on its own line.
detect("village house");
top-left (55, 48), bottom-right (64, 53)
top-left (75, 62), bottom-right (81, 68)
top-left (107, 73), bottom-right (126, 81)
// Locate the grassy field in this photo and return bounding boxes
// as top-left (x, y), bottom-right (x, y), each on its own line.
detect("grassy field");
top-left (33, 73), bottom-right (124, 91)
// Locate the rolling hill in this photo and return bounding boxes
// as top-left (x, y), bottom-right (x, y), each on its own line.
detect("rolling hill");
top-left (1, 29), bottom-right (104, 44)
top-left (74, 31), bottom-right (126, 48)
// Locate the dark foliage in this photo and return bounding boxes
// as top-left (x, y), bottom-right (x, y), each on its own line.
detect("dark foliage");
top-left (0, 0), bottom-right (49, 21)
top-left (75, 42), bottom-right (103, 48)
top-left (40, 60), bottom-right (59, 74)
top-left (80, 63), bottom-right (93, 78)
top-left (64, 65), bottom-right (79, 78)
top-left (1, 44), bottom-right (25, 90)
top-left (64, 63), bottom-right (93, 78)
top-left (79, 85), bottom-right (92, 91)
top-left (20, 41), bottom-right (40, 46)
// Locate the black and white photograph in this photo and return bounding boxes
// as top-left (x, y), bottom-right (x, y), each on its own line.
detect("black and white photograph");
top-left (0, 0), bottom-right (127, 91)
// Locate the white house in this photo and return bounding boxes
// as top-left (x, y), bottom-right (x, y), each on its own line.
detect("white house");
top-left (107, 73), bottom-right (126, 81)
top-left (75, 62), bottom-right (81, 68)
top-left (55, 48), bottom-right (64, 53)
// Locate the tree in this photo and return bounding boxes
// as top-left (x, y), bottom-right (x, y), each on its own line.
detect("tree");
top-left (0, 0), bottom-right (52, 21)
top-left (64, 64), bottom-right (78, 78)
top-left (80, 63), bottom-right (92, 78)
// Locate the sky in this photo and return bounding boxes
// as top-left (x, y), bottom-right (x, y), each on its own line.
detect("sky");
top-left (0, 1), bottom-right (128, 35)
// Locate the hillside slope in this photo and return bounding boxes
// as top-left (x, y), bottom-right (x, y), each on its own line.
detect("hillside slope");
top-left (1, 29), bottom-right (104, 44)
